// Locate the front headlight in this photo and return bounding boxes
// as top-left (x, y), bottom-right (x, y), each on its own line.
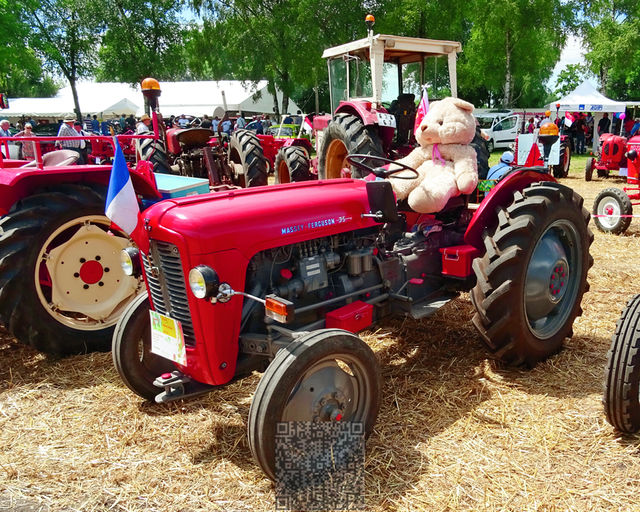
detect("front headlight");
top-left (120, 247), bottom-right (140, 276)
top-left (188, 265), bottom-right (220, 299)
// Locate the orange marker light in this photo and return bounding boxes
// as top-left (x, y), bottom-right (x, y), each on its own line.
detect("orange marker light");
top-left (141, 77), bottom-right (161, 91)
top-left (365, 14), bottom-right (375, 23)
top-left (265, 294), bottom-right (295, 324)
top-left (539, 121), bottom-right (559, 136)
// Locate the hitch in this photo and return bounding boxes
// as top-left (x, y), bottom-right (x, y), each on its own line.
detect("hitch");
top-left (153, 370), bottom-right (215, 403)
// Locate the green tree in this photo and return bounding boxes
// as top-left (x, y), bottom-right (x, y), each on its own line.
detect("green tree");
top-left (459, 0), bottom-right (570, 108)
top-left (15, 0), bottom-right (100, 119)
top-left (577, 0), bottom-right (640, 99)
top-left (0, 1), bottom-right (58, 97)
top-left (554, 63), bottom-right (589, 97)
top-left (95, 0), bottom-right (188, 84)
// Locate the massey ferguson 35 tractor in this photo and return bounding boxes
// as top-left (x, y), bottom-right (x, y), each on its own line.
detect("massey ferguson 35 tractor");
top-left (0, 78), bottom-right (203, 355)
top-left (591, 135), bottom-right (640, 234)
top-left (112, 116), bottom-right (594, 479)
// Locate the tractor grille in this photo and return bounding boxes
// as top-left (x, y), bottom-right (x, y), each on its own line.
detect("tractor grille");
top-left (142, 241), bottom-right (196, 347)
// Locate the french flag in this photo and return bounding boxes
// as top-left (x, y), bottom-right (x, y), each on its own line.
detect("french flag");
top-left (105, 138), bottom-right (140, 235)
top-left (414, 85), bottom-right (429, 136)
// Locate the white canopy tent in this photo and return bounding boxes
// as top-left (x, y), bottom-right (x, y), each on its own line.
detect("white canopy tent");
top-left (2, 80), bottom-right (300, 122)
top-left (549, 81), bottom-right (627, 151)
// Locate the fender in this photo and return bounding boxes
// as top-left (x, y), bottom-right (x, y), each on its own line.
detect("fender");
top-left (464, 167), bottom-right (556, 250)
top-left (0, 162), bottom-right (160, 216)
top-left (281, 137), bottom-right (314, 155)
top-left (334, 101), bottom-right (395, 149)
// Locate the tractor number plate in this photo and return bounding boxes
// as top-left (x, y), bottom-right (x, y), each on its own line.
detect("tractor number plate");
top-left (150, 311), bottom-right (187, 366)
top-left (376, 113), bottom-right (396, 128)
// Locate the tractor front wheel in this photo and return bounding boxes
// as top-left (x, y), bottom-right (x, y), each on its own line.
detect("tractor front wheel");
top-left (274, 146), bottom-right (313, 183)
top-left (139, 137), bottom-right (171, 174)
top-left (112, 293), bottom-right (175, 401)
top-left (471, 182), bottom-right (593, 366)
top-left (247, 329), bottom-right (381, 481)
top-left (592, 187), bottom-right (632, 235)
top-left (228, 129), bottom-right (268, 187)
top-left (585, 157), bottom-right (594, 181)
top-left (318, 113), bottom-right (383, 179)
top-left (0, 184), bottom-right (143, 354)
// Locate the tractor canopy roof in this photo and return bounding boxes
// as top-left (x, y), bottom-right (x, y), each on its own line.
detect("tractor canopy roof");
top-left (322, 34), bottom-right (461, 64)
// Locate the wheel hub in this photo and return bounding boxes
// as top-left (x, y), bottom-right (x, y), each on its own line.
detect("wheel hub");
top-left (78, 259), bottom-right (104, 284)
top-left (525, 230), bottom-right (569, 320)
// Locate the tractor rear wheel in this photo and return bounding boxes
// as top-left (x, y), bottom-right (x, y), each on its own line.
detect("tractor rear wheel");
top-left (274, 146), bottom-right (312, 183)
top-left (592, 187), bottom-right (632, 234)
top-left (247, 329), bottom-right (381, 481)
top-left (604, 294), bottom-right (640, 433)
top-left (318, 113), bottom-right (383, 179)
top-left (228, 129), bottom-right (268, 187)
top-left (585, 157), bottom-right (595, 181)
top-left (112, 293), bottom-right (175, 401)
top-left (553, 141), bottom-right (571, 178)
top-left (0, 184), bottom-right (143, 354)
top-left (471, 182), bottom-right (593, 366)
top-left (139, 137), bottom-right (171, 174)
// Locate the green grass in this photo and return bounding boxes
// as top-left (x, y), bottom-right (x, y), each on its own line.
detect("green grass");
top-left (487, 149), bottom-right (596, 177)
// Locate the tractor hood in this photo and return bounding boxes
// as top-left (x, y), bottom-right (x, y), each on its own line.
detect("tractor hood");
top-left (142, 180), bottom-right (378, 257)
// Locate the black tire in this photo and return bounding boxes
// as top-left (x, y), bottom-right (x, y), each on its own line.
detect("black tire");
top-left (247, 329), bottom-right (381, 481)
top-left (139, 137), bottom-right (171, 174)
top-left (274, 146), bottom-right (312, 183)
top-left (585, 157), bottom-right (594, 181)
top-left (471, 182), bottom-right (593, 366)
top-left (228, 129), bottom-right (268, 187)
top-left (318, 113), bottom-right (384, 179)
top-left (112, 293), bottom-right (175, 401)
top-left (592, 187), bottom-right (632, 235)
top-left (470, 127), bottom-right (490, 179)
top-left (553, 142), bottom-right (571, 178)
top-left (0, 184), bottom-right (143, 354)
top-left (604, 294), bottom-right (640, 432)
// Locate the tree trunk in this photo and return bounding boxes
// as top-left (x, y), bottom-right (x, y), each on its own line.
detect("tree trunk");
top-left (270, 84), bottom-right (280, 123)
top-left (282, 94), bottom-right (290, 116)
top-left (69, 77), bottom-right (82, 121)
top-left (502, 30), bottom-right (512, 108)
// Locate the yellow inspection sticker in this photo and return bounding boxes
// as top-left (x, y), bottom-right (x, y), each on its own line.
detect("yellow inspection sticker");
top-left (149, 310), bottom-right (187, 366)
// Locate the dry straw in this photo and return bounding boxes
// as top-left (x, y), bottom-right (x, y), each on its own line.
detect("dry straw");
top-left (2, 175), bottom-right (640, 511)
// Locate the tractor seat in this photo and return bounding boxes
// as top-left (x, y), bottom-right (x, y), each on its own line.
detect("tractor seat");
top-left (20, 150), bottom-right (80, 168)
top-left (393, 93), bottom-right (416, 145)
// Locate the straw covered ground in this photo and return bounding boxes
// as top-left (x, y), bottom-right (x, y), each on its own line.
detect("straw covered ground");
top-left (3, 156), bottom-right (640, 511)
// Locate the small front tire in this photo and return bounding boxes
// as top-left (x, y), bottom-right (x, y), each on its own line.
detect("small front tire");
top-left (592, 188), bottom-right (632, 235)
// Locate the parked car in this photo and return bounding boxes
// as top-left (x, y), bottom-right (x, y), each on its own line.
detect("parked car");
top-left (475, 112), bottom-right (523, 152)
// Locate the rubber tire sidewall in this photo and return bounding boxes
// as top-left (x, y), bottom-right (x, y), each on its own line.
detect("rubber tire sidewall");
top-left (585, 157), bottom-right (594, 181)
top-left (228, 129), bottom-right (268, 187)
top-left (247, 329), bottom-right (381, 481)
top-left (592, 187), bottom-right (632, 235)
top-left (274, 146), bottom-right (313, 183)
top-left (471, 182), bottom-right (593, 366)
top-left (112, 293), bottom-right (175, 401)
top-left (604, 294), bottom-right (640, 432)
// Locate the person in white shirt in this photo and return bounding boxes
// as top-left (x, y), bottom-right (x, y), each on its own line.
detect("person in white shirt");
top-left (56, 114), bottom-right (83, 161)
top-left (136, 114), bottom-right (152, 134)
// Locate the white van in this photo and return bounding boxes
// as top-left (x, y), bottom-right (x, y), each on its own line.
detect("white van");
top-left (475, 111), bottom-right (524, 152)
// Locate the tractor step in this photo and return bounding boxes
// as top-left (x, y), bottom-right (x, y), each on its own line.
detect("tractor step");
top-left (153, 370), bottom-right (216, 403)
top-left (408, 293), bottom-right (458, 320)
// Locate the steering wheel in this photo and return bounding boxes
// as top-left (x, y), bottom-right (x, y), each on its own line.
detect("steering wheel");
top-left (345, 154), bottom-right (419, 180)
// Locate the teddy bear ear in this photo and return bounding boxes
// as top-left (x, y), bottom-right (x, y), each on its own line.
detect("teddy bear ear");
top-left (450, 97), bottom-right (475, 113)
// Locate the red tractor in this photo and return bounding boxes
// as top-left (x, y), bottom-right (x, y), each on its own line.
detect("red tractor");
top-left (585, 133), bottom-right (638, 181)
top-left (591, 135), bottom-right (640, 234)
top-left (111, 121), bottom-right (594, 481)
top-left (0, 78), bottom-right (212, 355)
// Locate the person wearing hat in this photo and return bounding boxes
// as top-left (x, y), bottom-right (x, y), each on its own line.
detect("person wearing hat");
top-left (136, 114), bottom-right (152, 134)
top-left (487, 151), bottom-right (515, 181)
top-left (56, 113), bottom-right (83, 157)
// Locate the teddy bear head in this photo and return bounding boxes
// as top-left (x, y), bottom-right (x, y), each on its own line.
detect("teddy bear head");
top-left (415, 97), bottom-right (476, 147)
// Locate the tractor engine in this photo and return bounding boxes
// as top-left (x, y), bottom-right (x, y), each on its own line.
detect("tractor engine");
top-left (240, 219), bottom-right (465, 335)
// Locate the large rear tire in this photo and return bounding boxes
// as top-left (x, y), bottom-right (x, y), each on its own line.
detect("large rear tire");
top-left (604, 294), bottom-right (640, 433)
top-left (471, 182), bottom-right (593, 366)
top-left (318, 113), bottom-right (383, 179)
top-left (585, 157), bottom-right (594, 181)
top-left (553, 141), bottom-right (571, 178)
top-left (112, 293), bottom-right (175, 401)
top-left (247, 329), bottom-right (381, 481)
top-left (0, 184), bottom-right (143, 354)
top-left (592, 187), bottom-right (632, 235)
top-left (139, 138), bottom-right (171, 174)
top-left (228, 129), bottom-right (268, 187)
top-left (274, 146), bottom-right (312, 183)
